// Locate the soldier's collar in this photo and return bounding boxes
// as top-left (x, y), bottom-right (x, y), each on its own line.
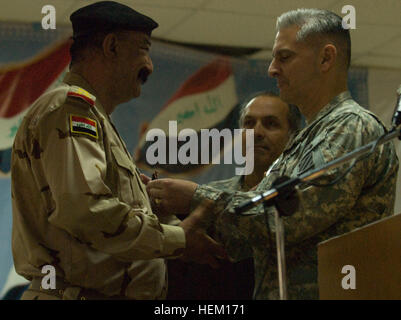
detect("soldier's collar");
top-left (284, 91), bottom-right (352, 152)
top-left (307, 91), bottom-right (352, 125)
top-left (233, 175), bottom-right (245, 191)
top-left (63, 72), bottom-right (108, 117)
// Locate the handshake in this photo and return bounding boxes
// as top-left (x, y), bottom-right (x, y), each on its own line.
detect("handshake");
top-left (140, 173), bottom-right (227, 268)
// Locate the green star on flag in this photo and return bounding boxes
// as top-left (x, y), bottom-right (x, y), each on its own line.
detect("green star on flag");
top-left (8, 120), bottom-right (21, 138)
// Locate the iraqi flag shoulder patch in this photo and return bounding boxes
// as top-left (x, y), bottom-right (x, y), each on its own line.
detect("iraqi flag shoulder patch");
top-left (70, 114), bottom-right (98, 139)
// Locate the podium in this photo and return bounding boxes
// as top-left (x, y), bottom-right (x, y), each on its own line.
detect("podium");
top-left (318, 213), bottom-right (401, 299)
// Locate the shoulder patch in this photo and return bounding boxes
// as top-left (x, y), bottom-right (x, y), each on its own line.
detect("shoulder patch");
top-left (67, 86), bottom-right (96, 106)
top-left (70, 114), bottom-right (98, 139)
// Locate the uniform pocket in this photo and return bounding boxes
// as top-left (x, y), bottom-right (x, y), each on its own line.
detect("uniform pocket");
top-left (111, 145), bottom-right (135, 204)
top-left (111, 145), bottom-right (136, 174)
top-left (296, 135), bottom-right (328, 175)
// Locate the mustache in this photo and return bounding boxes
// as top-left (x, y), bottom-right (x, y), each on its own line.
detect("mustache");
top-left (138, 67), bottom-right (151, 84)
top-left (246, 144), bottom-right (270, 150)
top-left (253, 145), bottom-right (269, 150)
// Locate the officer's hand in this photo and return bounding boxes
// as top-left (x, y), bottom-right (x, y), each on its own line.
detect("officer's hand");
top-left (139, 174), bottom-right (171, 217)
top-left (140, 173), bottom-right (151, 185)
top-left (147, 178), bottom-right (198, 215)
top-left (179, 201), bottom-right (227, 268)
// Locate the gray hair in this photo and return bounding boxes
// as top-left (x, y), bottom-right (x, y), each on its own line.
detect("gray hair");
top-left (238, 91), bottom-right (303, 134)
top-left (276, 8), bottom-right (351, 69)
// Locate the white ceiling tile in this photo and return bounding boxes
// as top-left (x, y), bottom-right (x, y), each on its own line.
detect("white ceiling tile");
top-left (165, 11), bottom-right (277, 47)
top-left (63, 1), bottom-right (194, 36)
top-left (205, 0), bottom-right (338, 16)
top-left (330, 0), bottom-right (401, 26)
top-left (126, 0), bottom-right (207, 9)
top-left (0, 0), bottom-right (76, 23)
top-left (375, 36), bottom-right (401, 56)
top-left (1, 0), bottom-right (400, 69)
top-left (350, 24), bottom-right (401, 55)
top-left (123, 6), bottom-right (194, 37)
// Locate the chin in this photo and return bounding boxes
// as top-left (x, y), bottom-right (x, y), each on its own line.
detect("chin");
top-left (280, 90), bottom-right (301, 106)
top-left (255, 157), bottom-right (272, 169)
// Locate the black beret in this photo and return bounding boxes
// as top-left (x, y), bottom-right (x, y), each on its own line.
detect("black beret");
top-left (70, 1), bottom-right (158, 38)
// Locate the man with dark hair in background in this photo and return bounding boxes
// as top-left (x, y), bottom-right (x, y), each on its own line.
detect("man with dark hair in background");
top-left (147, 8), bottom-right (399, 299)
top-left (11, 1), bottom-right (224, 300)
top-left (143, 92), bottom-right (302, 299)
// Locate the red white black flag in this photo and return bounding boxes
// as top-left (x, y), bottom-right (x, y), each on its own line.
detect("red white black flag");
top-left (0, 39), bottom-right (71, 152)
top-left (135, 57), bottom-right (239, 177)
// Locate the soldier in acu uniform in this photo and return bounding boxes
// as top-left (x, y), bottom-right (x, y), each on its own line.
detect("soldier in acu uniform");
top-left (11, 1), bottom-right (225, 300)
top-left (165, 92), bottom-right (303, 299)
top-left (145, 9), bottom-right (399, 299)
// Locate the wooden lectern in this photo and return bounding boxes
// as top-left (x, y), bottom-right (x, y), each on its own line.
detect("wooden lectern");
top-left (318, 213), bottom-right (401, 299)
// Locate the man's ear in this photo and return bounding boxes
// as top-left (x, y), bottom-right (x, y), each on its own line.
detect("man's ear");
top-left (320, 44), bottom-right (337, 72)
top-left (102, 33), bottom-right (119, 58)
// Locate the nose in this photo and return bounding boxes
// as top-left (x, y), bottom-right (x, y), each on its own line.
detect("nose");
top-left (146, 56), bottom-right (154, 75)
top-left (268, 58), bottom-right (279, 78)
top-left (253, 121), bottom-right (265, 140)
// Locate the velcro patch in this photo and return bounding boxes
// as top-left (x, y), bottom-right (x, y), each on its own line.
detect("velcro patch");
top-left (67, 86), bottom-right (96, 106)
top-left (70, 115), bottom-right (98, 139)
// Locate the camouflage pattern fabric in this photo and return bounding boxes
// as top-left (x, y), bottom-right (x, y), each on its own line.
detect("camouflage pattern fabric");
top-left (205, 176), bottom-right (253, 262)
top-left (167, 175), bottom-right (254, 300)
top-left (192, 91), bottom-right (399, 299)
top-left (11, 72), bottom-right (185, 300)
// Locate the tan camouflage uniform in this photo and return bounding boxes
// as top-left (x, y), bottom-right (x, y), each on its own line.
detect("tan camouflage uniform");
top-left (11, 72), bottom-right (185, 300)
top-left (192, 91), bottom-right (399, 299)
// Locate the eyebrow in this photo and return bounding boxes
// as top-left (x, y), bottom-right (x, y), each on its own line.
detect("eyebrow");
top-left (272, 48), bottom-right (294, 58)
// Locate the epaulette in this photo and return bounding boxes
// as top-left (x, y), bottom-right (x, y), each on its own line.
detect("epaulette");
top-left (67, 85), bottom-right (96, 106)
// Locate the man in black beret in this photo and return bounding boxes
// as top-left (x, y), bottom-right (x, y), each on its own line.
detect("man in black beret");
top-left (68, 0), bottom-right (158, 108)
top-left (12, 1), bottom-right (225, 300)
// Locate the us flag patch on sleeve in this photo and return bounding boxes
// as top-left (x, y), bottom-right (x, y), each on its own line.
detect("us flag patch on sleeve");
top-left (70, 115), bottom-right (98, 139)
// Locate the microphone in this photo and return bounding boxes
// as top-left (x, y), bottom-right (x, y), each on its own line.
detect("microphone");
top-left (391, 85), bottom-right (401, 128)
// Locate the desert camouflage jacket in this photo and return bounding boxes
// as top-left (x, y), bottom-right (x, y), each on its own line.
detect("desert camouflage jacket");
top-left (192, 91), bottom-right (399, 299)
top-left (11, 72), bottom-right (185, 299)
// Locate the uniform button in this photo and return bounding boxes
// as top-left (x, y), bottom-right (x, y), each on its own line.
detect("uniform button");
top-left (80, 296), bottom-right (86, 300)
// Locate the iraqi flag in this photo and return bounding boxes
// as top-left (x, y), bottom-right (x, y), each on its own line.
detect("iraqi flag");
top-left (0, 38), bottom-right (71, 175)
top-left (135, 57), bottom-right (240, 177)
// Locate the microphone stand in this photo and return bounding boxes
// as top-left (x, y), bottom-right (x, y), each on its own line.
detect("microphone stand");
top-left (274, 208), bottom-right (287, 299)
top-left (234, 125), bottom-right (401, 300)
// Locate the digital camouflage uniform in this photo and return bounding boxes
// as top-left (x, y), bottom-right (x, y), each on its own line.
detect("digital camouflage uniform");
top-left (168, 175), bottom-right (254, 300)
top-left (206, 176), bottom-right (253, 261)
top-left (192, 91), bottom-right (399, 299)
top-left (11, 72), bottom-right (185, 300)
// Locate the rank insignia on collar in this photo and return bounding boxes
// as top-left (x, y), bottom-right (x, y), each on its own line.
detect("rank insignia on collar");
top-left (70, 114), bottom-right (98, 139)
top-left (67, 86), bottom-right (96, 106)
